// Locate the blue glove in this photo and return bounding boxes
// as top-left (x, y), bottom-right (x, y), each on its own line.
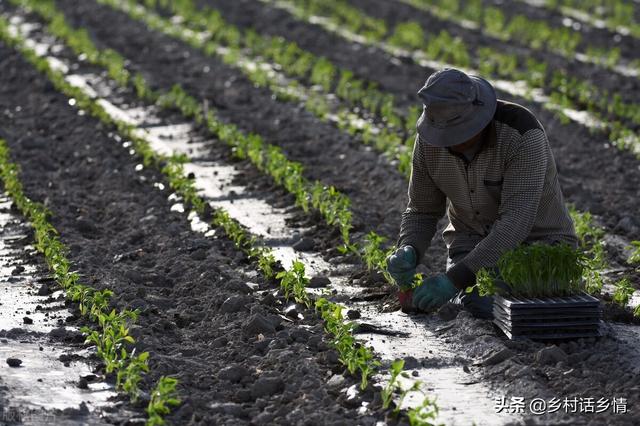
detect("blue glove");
top-left (413, 274), bottom-right (458, 312)
top-left (386, 246), bottom-right (417, 289)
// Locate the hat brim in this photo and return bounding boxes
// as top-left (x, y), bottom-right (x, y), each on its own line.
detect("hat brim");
top-left (416, 76), bottom-right (497, 148)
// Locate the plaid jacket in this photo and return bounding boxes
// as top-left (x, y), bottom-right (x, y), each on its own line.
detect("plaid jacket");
top-left (397, 100), bottom-right (578, 290)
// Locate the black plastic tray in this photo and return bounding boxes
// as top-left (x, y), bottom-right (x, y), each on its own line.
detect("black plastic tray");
top-left (493, 304), bottom-right (602, 321)
top-left (493, 316), bottom-right (601, 329)
top-left (492, 292), bottom-right (602, 341)
top-left (494, 292), bottom-right (599, 310)
top-left (494, 320), bottom-right (604, 340)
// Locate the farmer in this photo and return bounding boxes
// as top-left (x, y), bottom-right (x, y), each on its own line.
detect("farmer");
top-left (387, 68), bottom-right (577, 318)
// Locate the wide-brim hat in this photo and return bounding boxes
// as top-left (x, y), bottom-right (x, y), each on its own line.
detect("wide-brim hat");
top-left (416, 68), bottom-right (497, 147)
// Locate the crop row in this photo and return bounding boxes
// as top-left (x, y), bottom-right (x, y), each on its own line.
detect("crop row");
top-left (11, 0), bottom-right (360, 244)
top-left (1, 9), bottom-right (442, 422)
top-left (0, 17), bottom-right (202, 425)
top-left (399, 0), bottom-right (631, 71)
top-left (104, 0), bottom-right (640, 176)
top-left (261, 0), bottom-right (640, 157)
top-left (528, 0), bottom-right (640, 39)
top-left (101, 0), bottom-right (418, 178)
top-left (41, 0), bottom-right (403, 270)
top-left (0, 137), bottom-right (180, 426)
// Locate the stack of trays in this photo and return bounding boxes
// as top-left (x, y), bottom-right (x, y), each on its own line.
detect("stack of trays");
top-left (493, 292), bottom-right (603, 340)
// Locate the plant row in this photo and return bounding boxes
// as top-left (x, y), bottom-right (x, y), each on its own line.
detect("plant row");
top-left (537, 0), bottom-right (640, 39)
top-left (41, 0), bottom-right (401, 269)
top-left (97, 0), bottom-right (419, 178)
top-left (12, 0), bottom-right (406, 335)
top-left (0, 141), bottom-right (180, 425)
top-left (262, 0), bottom-right (640, 157)
top-left (139, 0), bottom-right (416, 129)
top-left (569, 207), bottom-right (640, 316)
top-left (0, 16), bottom-right (190, 426)
top-left (1, 10), bottom-right (441, 421)
top-left (14, 0), bottom-right (361, 243)
top-left (400, 0), bottom-right (631, 70)
top-left (0, 9), bottom-right (372, 419)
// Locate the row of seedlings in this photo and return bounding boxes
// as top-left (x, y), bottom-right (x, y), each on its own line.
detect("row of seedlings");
top-left (398, 0), bottom-right (631, 71)
top-left (258, 0), bottom-right (640, 156)
top-left (12, 0), bottom-right (401, 299)
top-left (0, 8), bottom-right (440, 423)
top-left (0, 133), bottom-right (180, 425)
top-left (96, 0), bottom-right (420, 178)
top-left (569, 207), bottom-right (640, 317)
top-left (527, 0), bottom-right (640, 39)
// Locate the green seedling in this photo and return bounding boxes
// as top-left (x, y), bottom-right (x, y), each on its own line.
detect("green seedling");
top-left (276, 260), bottom-right (311, 307)
top-left (315, 298), bottom-right (379, 390)
top-left (381, 359), bottom-right (405, 409)
top-left (612, 278), bottom-right (635, 307)
top-left (147, 376), bottom-right (181, 426)
top-left (627, 241), bottom-right (640, 264)
top-left (407, 395), bottom-right (440, 426)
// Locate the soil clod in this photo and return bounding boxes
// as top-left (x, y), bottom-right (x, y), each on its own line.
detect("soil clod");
top-left (6, 357), bottom-right (22, 367)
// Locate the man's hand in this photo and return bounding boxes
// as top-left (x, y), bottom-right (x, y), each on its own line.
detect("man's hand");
top-left (386, 245), bottom-right (417, 289)
top-left (413, 274), bottom-right (458, 312)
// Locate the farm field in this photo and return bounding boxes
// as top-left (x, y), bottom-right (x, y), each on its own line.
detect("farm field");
top-left (0, 0), bottom-right (639, 425)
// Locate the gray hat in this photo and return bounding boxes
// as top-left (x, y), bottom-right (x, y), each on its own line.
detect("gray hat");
top-left (416, 68), bottom-right (497, 147)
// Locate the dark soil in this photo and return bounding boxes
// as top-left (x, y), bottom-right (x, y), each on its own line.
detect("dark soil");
top-left (443, 310), bottom-right (640, 426)
top-left (50, 0), bottom-right (415, 246)
top-left (0, 42), bottom-right (392, 425)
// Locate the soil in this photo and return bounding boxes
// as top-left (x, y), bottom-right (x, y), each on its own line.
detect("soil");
top-left (0, 42), bottom-right (393, 425)
top-left (439, 311), bottom-right (640, 426)
top-left (51, 0), bottom-right (415, 244)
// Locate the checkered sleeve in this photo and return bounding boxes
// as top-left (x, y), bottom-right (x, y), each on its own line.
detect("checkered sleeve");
top-left (397, 135), bottom-right (446, 263)
top-left (447, 129), bottom-right (549, 287)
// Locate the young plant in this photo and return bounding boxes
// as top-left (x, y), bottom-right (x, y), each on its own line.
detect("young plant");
top-left (381, 359), bottom-right (405, 410)
top-left (627, 241), bottom-right (640, 265)
top-left (407, 395), bottom-right (440, 426)
top-left (612, 278), bottom-right (635, 307)
top-left (275, 260), bottom-right (311, 307)
top-left (147, 376), bottom-right (181, 426)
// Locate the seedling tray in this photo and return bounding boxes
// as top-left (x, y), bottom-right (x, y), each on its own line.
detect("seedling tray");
top-left (493, 293), bottom-right (603, 340)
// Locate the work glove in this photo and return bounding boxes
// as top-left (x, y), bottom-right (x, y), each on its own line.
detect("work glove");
top-left (413, 274), bottom-right (458, 312)
top-left (386, 246), bottom-right (417, 313)
top-left (386, 245), bottom-right (417, 289)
